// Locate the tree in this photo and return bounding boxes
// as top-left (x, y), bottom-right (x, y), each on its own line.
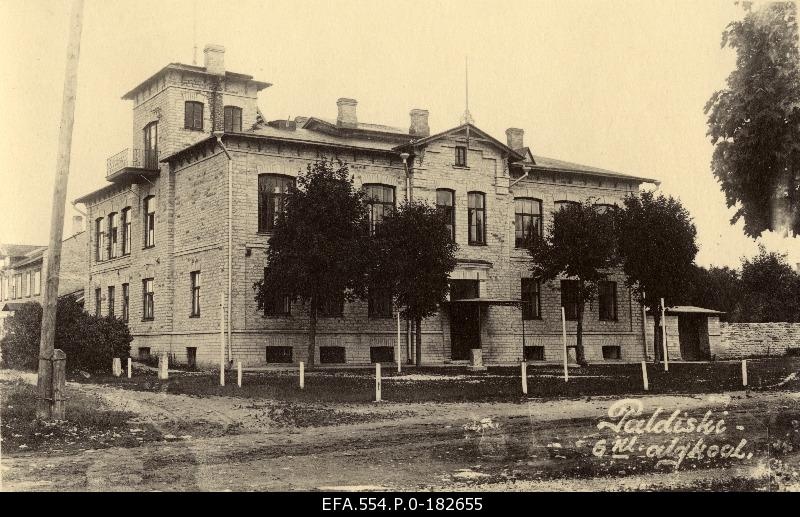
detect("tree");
top-left (615, 191), bottom-right (699, 362)
top-left (686, 265), bottom-right (742, 321)
top-left (705, 1), bottom-right (800, 237)
top-left (253, 160), bottom-right (370, 367)
top-left (526, 200), bottom-right (617, 366)
top-left (371, 200), bottom-right (458, 366)
top-left (738, 244), bottom-right (800, 322)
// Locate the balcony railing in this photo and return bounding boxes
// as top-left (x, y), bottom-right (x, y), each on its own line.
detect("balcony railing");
top-left (106, 148), bottom-right (159, 178)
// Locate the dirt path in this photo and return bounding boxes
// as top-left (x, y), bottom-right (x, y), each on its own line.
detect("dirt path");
top-left (2, 370), bottom-right (798, 491)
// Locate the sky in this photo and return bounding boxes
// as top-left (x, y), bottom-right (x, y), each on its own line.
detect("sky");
top-left (1, 0), bottom-right (798, 269)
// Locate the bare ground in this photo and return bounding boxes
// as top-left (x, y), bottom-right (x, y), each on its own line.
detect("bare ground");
top-left (1, 369), bottom-right (799, 492)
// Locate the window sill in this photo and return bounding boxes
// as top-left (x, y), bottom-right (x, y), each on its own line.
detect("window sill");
top-left (142, 245), bottom-right (155, 250)
top-left (368, 315), bottom-right (394, 320)
top-left (142, 317), bottom-right (154, 322)
top-left (184, 127), bottom-right (205, 132)
top-left (189, 314), bottom-right (200, 319)
top-left (319, 315), bottom-right (344, 319)
top-left (263, 314), bottom-right (291, 318)
top-left (522, 317), bottom-right (543, 321)
top-left (468, 242), bottom-right (488, 247)
top-left (453, 165), bottom-right (470, 170)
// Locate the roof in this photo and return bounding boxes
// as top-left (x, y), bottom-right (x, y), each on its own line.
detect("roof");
top-left (394, 124), bottom-right (526, 162)
top-left (303, 117), bottom-right (409, 136)
top-left (647, 306), bottom-right (726, 315)
top-left (74, 181), bottom-right (132, 205)
top-left (122, 62), bottom-right (271, 100)
top-left (525, 155), bottom-right (659, 185)
top-left (1, 302), bottom-right (32, 312)
top-left (0, 244), bottom-right (46, 259)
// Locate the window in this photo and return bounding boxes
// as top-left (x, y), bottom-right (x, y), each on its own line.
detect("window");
top-left (594, 204), bottom-right (616, 215)
top-left (190, 271), bottom-right (201, 317)
top-left (521, 278), bottom-right (541, 320)
top-left (24, 272), bottom-right (30, 297)
top-left (10, 275), bottom-right (16, 299)
top-left (108, 286), bottom-right (115, 318)
top-left (436, 189), bottom-right (456, 241)
top-left (602, 345), bottom-right (621, 360)
top-left (143, 122), bottom-right (158, 168)
top-left (455, 145), bottom-right (467, 167)
top-left (14, 275), bottom-right (21, 299)
top-left (142, 278), bottom-right (154, 320)
top-left (364, 184), bottom-right (395, 235)
top-left (467, 192), bottom-right (486, 245)
top-left (561, 280), bottom-right (580, 321)
top-left (122, 283), bottom-right (129, 322)
top-left (266, 346), bottom-right (293, 363)
top-left (184, 101), bottom-right (204, 130)
top-left (95, 217), bottom-right (105, 261)
top-left (138, 347), bottom-right (151, 360)
top-left (33, 270), bottom-right (41, 296)
top-left (514, 198), bottom-right (543, 248)
top-left (319, 346), bottom-right (346, 364)
top-left (107, 212), bottom-right (118, 259)
top-left (319, 291), bottom-right (344, 317)
top-left (224, 106), bottom-right (242, 132)
top-left (186, 347), bottom-right (197, 369)
top-left (370, 347), bottom-right (394, 363)
top-left (598, 281), bottom-right (618, 321)
top-left (524, 346), bottom-right (545, 361)
top-left (368, 286), bottom-right (393, 318)
top-left (554, 200), bottom-right (580, 212)
top-left (143, 196), bottom-right (155, 248)
top-left (258, 174), bottom-right (294, 232)
top-left (121, 207), bottom-right (131, 255)
top-left (95, 288), bottom-right (102, 316)
top-left (262, 268), bottom-right (291, 316)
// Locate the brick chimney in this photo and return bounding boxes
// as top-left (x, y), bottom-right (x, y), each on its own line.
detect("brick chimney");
top-left (72, 215), bottom-right (84, 236)
top-left (409, 109), bottom-right (430, 137)
top-left (204, 44), bottom-right (225, 76)
top-left (506, 128), bottom-right (524, 150)
top-left (336, 98), bottom-right (358, 127)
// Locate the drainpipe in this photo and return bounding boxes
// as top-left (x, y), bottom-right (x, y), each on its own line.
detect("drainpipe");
top-left (213, 131), bottom-right (233, 364)
top-left (399, 152), bottom-right (413, 363)
top-left (399, 152), bottom-right (412, 201)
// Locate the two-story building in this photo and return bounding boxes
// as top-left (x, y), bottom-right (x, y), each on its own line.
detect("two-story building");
top-left (75, 44), bottom-right (659, 367)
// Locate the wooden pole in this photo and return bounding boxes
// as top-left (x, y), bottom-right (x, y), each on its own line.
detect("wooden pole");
top-left (219, 293), bottom-right (225, 387)
top-left (158, 353), bottom-right (168, 380)
top-left (561, 307), bottom-right (569, 382)
top-left (641, 360), bottom-right (649, 391)
top-left (52, 349), bottom-right (66, 420)
top-left (237, 361), bottom-right (242, 388)
top-left (375, 362), bottom-right (382, 402)
top-left (299, 361), bottom-right (305, 389)
top-left (127, 357), bottom-right (132, 379)
top-left (660, 298), bottom-right (669, 372)
top-left (112, 357), bottom-right (121, 377)
top-left (36, 0), bottom-right (85, 420)
top-left (742, 359), bottom-right (748, 387)
top-left (521, 360), bottom-right (528, 395)
top-left (396, 312), bottom-right (402, 373)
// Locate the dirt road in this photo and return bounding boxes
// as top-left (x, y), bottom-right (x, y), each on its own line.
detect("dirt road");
top-left (2, 370), bottom-right (798, 491)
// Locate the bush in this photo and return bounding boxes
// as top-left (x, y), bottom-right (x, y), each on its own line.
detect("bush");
top-left (0, 296), bottom-right (132, 373)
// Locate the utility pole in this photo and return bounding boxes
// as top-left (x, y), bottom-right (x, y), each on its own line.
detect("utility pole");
top-left (36, 0), bottom-right (85, 420)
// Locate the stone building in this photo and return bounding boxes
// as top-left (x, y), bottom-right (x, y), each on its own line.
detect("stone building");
top-left (74, 45), bottom-right (659, 367)
top-left (0, 216), bottom-right (87, 337)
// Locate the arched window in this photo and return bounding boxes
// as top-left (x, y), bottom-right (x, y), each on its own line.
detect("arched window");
top-left (224, 106), bottom-right (243, 132)
top-left (514, 198), bottom-right (542, 248)
top-left (436, 189), bottom-right (456, 241)
top-left (364, 184), bottom-right (395, 235)
top-left (258, 174), bottom-right (294, 232)
top-left (184, 101), bottom-right (204, 130)
top-left (467, 192), bottom-right (486, 245)
top-left (554, 200), bottom-right (580, 212)
top-left (594, 203), bottom-right (616, 215)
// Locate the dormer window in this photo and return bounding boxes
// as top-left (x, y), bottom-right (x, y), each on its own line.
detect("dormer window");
top-left (184, 101), bottom-right (204, 130)
top-left (224, 106), bottom-right (243, 132)
top-left (455, 146), bottom-right (467, 167)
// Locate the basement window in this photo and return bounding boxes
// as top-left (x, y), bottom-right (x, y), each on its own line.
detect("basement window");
top-left (265, 346), bottom-right (293, 363)
top-left (602, 346), bottom-right (621, 360)
top-left (370, 346), bottom-right (394, 363)
top-left (138, 347), bottom-right (151, 360)
top-left (524, 346), bottom-right (545, 361)
top-left (319, 346), bottom-right (346, 364)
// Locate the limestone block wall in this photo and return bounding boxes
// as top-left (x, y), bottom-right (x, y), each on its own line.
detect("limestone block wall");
top-left (715, 322), bottom-right (800, 359)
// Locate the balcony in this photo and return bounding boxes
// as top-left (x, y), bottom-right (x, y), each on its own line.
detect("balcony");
top-left (106, 148), bottom-right (160, 183)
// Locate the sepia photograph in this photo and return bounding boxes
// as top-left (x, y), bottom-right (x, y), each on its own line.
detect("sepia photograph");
top-left (0, 0), bottom-right (799, 501)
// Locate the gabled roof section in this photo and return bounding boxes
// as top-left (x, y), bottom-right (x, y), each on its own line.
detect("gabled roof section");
top-left (393, 124), bottom-right (526, 161)
top-left (122, 62), bottom-right (272, 100)
top-left (527, 155), bottom-right (659, 185)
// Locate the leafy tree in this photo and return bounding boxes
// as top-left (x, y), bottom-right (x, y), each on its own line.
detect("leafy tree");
top-left (686, 265), bottom-right (742, 321)
top-left (615, 191), bottom-right (698, 362)
top-left (738, 244), bottom-right (800, 322)
top-left (371, 200), bottom-right (458, 366)
top-left (253, 160), bottom-right (370, 367)
top-left (0, 296), bottom-right (132, 373)
top-left (705, 1), bottom-right (800, 237)
top-left (526, 200), bottom-right (617, 366)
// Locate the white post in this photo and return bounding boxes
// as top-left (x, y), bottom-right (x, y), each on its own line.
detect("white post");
top-left (660, 298), bottom-right (669, 372)
top-left (561, 307), bottom-right (569, 382)
top-left (299, 361), bottom-right (305, 389)
top-left (127, 357), bottom-right (131, 379)
top-left (742, 359), bottom-right (748, 387)
top-left (521, 361), bottom-right (528, 395)
top-left (237, 361), bottom-right (242, 388)
top-left (375, 362), bottom-right (382, 402)
top-left (158, 353), bottom-right (168, 380)
top-left (396, 312), bottom-right (402, 374)
top-left (112, 357), bottom-right (121, 377)
top-left (641, 360), bottom-right (649, 391)
top-left (219, 293), bottom-right (225, 387)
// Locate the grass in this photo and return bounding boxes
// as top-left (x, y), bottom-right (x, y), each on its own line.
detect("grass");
top-left (75, 357), bottom-right (800, 404)
top-left (0, 379), bottom-right (161, 454)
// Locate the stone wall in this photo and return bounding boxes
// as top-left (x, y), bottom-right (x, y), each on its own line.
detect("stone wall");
top-left (714, 322), bottom-right (800, 359)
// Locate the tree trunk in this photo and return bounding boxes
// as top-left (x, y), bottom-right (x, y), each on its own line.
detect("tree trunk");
top-left (576, 302), bottom-right (588, 366)
top-left (415, 317), bottom-right (422, 367)
top-left (307, 297), bottom-right (317, 368)
top-left (653, 310), bottom-right (661, 364)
